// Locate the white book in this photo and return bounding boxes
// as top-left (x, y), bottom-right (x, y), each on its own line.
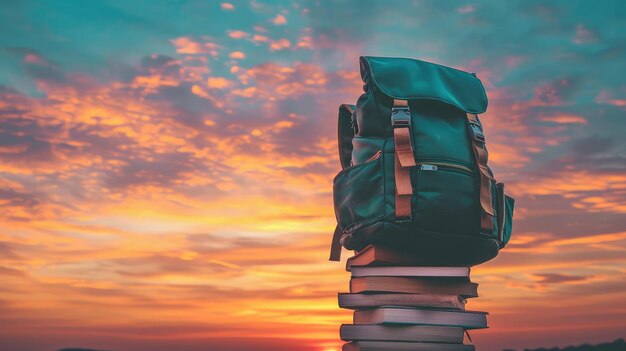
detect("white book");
top-left (343, 341), bottom-right (476, 351)
top-left (350, 266), bottom-right (470, 278)
top-left (338, 293), bottom-right (466, 310)
top-left (340, 324), bottom-right (464, 343)
top-left (354, 307), bottom-right (488, 329)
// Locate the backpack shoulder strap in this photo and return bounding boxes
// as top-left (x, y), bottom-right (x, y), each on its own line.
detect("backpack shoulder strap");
top-left (329, 224), bottom-right (343, 261)
top-left (338, 104), bottom-right (356, 169)
top-left (330, 104), bottom-right (356, 261)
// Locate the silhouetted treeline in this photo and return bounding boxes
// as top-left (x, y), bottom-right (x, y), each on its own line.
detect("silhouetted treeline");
top-left (504, 338), bottom-right (625, 351)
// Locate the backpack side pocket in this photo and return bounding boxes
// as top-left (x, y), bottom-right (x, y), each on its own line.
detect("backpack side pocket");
top-left (333, 151), bottom-right (385, 232)
top-left (503, 195), bottom-right (515, 246)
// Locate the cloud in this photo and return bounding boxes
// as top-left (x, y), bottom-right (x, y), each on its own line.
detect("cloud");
top-left (0, 2), bottom-right (626, 351)
top-left (221, 3), bottom-right (234, 11)
top-left (574, 23), bottom-right (599, 44)
top-left (271, 14), bottom-right (287, 25)
top-left (207, 76), bottom-right (234, 89)
top-left (170, 37), bottom-right (220, 56)
top-left (228, 30), bottom-right (249, 39)
top-left (596, 90), bottom-right (626, 108)
top-left (269, 38), bottom-right (291, 51)
top-left (229, 51), bottom-right (246, 59)
top-left (533, 78), bottom-right (580, 106)
top-left (532, 273), bottom-right (590, 284)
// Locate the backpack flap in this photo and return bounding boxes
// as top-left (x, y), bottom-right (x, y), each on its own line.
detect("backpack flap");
top-left (359, 56), bottom-right (488, 114)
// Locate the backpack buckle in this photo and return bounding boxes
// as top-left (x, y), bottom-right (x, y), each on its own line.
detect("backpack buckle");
top-left (391, 106), bottom-right (411, 127)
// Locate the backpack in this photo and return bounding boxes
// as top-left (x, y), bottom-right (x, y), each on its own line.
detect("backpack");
top-left (329, 56), bottom-right (515, 266)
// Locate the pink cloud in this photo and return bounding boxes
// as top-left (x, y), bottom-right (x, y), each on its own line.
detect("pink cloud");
top-left (220, 2), bottom-right (234, 10)
top-left (228, 30), bottom-right (249, 39)
top-left (573, 23), bottom-right (598, 44)
top-left (23, 53), bottom-right (51, 66)
top-left (252, 34), bottom-right (270, 43)
top-left (229, 51), bottom-right (246, 59)
top-left (457, 5), bottom-right (474, 14)
top-left (170, 37), bottom-right (220, 56)
top-left (170, 37), bottom-right (204, 54)
top-left (540, 114), bottom-right (588, 124)
top-left (596, 90), bottom-right (626, 107)
top-left (270, 38), bottom-right (291, 51)
top-left (533, 79), bottom-right (575, 106)
top-left (235, 62), bottom-right (328, 99)
top-left (231, 86), bottom-right (258, 98)
top-left (297, 36), bottom-right (313, 49)
top-left (271, 14), bottom-right (287, 25)
top-left (505, 55), bottom-right (527, 68)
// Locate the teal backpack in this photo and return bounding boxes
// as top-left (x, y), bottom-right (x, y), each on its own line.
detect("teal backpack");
top-left (329, 56), bottom-right (515, 266)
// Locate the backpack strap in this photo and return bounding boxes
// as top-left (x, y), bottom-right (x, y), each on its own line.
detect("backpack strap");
top-left (392, 99), bottom-right (416, 220)
top-left (338, 104), bottom-right (356, 169)
top-left (466, 113), bottom-right (494, 234)
top-left (330, 104), bottom-right (357, 262)
top-left (329, 224), bottom-right (343, 261)
top-left (495, 182), bottom-right (506, 247)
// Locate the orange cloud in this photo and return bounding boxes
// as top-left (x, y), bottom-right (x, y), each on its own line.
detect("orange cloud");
top-left (2, 38), bottom-right (626, 351)
top-left (207, 76), bottom-right (234, 89)
top-left (596, 90), bottom-right (626, 107)
top-left (297, 36), bottom-right (313, 49)
top-left (232, 62), bottom-right (330, 101)
top-left (270, 38), bottom-right (291, 51)
top-left (540, 114), bottom-right (587, 124)
top-left (228, 30), bottom-right (249, 39)
top-left (271, 14), bottom-right (287, 25)
top-left (510, 171), bottom-right (626, 197)
top-left (171, 37), bottom-right (204, 54)
top-left (229, 51), bottom-right (246, 59)
top-left (170, 37), bottom-right (220, 56)
top-left (231, 86), bottom-right (258, 98)
top-left (252, 34), bottom-right (270, 43)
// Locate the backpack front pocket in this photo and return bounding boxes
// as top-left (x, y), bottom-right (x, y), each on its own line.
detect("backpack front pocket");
top-left (412, 164), bottom-right (480, 235)
top-left (333, 151), bottom-right (385, 231)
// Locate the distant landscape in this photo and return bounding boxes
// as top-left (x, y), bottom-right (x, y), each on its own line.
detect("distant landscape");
top-left (56, 338), bottom-right (626, 351)
top-left (504, 338), bottom-right (624, 351)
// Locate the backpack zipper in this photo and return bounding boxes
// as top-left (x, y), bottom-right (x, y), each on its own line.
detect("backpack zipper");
top-left (417, 162), bottom-right (473, 175)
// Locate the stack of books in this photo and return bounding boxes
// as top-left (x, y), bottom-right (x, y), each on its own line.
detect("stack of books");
top-left (338, 245), bottom-right (487, 351)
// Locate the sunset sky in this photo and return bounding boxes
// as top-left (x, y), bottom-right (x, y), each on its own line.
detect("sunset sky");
top-left (1, 1), bottom-right (625, 351)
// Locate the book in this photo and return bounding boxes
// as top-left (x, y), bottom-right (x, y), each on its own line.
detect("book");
top-left (353, 307), bottom-right (488, 329)
top-left (351, 266), bottom-right (470, 279)
top-left (338, 293), bottom-right (466, 310)
top-left (350, 277), bottom-right (478, 298)
top-left (343, 341), bottom-right (476, 351)
top-left (346, 245), bottom-right (425, 270)
top-left (340, 324), bottom-right (464, 343)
